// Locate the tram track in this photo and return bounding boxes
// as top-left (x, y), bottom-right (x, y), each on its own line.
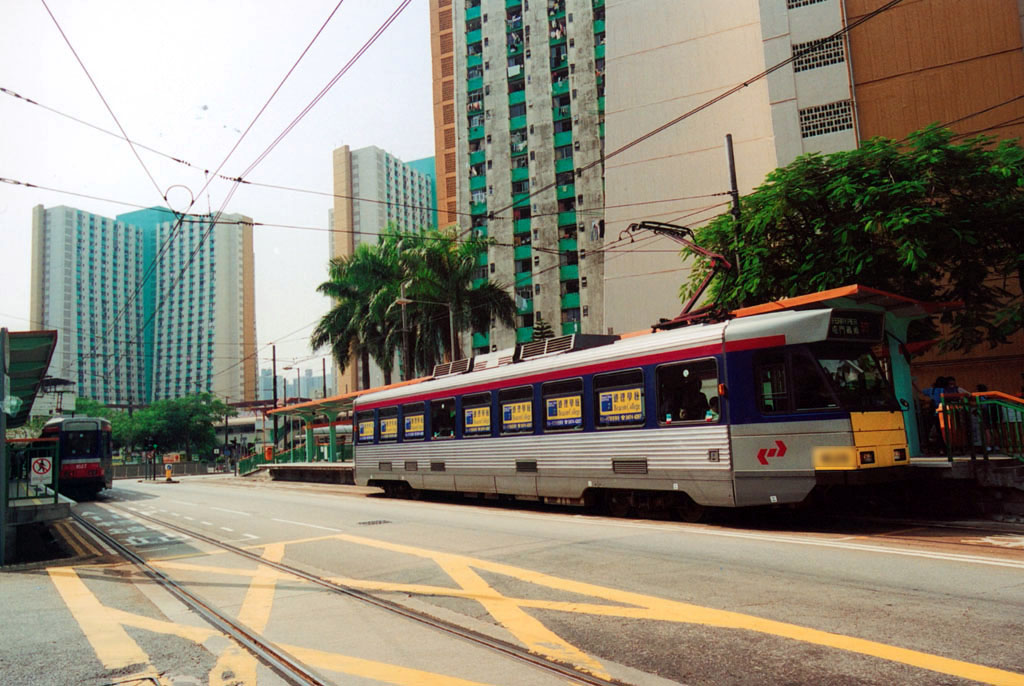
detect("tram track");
top-left (75, 504), bottom-right (634, 686)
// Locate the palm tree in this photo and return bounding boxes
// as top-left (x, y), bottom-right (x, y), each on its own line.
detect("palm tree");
top-left (402, 227), bottom-right (516, 365)
top-left (312, 227), bottom-right (517, 386)
top-left (311, 240), bottom-right (403, 388)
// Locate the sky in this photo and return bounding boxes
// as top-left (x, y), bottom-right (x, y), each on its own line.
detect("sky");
top-left (0, 0), bottom-right (434, 373)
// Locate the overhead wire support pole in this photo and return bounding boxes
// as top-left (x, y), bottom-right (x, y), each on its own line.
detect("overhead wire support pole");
top-left (626, 221), bottom-right (733, 319)
top-left (724, 133), bottom-right (742, 279)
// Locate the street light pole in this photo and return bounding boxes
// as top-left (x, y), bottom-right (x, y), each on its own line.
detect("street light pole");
top-left (395, 296), bottom-right (457, 363)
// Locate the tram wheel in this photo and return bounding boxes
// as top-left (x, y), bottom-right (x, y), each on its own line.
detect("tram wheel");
top-left (605, 491), bottom-right (634, 518)
top-left (674, 494), bottom-right (705, 523)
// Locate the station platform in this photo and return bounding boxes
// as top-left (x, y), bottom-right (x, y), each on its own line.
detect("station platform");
top-left (4, 482), bottom-right (74, 561)
top-left (245, 461), bottom-right (355, 485)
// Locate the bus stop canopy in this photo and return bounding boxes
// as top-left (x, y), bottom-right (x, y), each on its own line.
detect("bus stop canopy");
top-left (3, 330), bottom-right (58, 429)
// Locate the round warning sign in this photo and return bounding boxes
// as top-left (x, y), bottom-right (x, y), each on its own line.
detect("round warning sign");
top-left (30, 456), bottom-right (53, 485)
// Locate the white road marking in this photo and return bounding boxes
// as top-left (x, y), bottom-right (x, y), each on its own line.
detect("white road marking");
top-left (220, 527), bottom-right (234, 532)
top-left (183, 516), bottom-right (195, 521)
top-left (210, 506), bottom-right (251, 516)
top-left (565, 518), bottom-right (1024, 570)
top-left (201, 521), bottom-right (213, 526)
top-left (271, 518), bottom-right (342, 532)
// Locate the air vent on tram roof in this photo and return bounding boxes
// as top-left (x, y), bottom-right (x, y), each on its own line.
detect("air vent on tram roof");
top-left (471, 347), bottom-right (516, 372)
top-left (517, 333), bottom-right (620, 362)
top-left (432, 357), bottom-right (473, 379)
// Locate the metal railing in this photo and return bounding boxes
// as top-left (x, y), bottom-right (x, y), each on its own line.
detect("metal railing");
top-left (5, 438), bottom-right (60, 504)
top-left (237, 444), bottom-right (354, 476)
top-left (938, 392), bottom-right (1024, 462)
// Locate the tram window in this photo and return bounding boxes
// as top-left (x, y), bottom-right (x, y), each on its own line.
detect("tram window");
top-left (462, 392), bottom-right (492, 437)
top-left (430, 397), bottom-right (456, 438)
top-left (656, 359), bottom-right (718, 424)
top-left (378, 407), bottom-right (398, 442)
top-left (791, 350), bottom-right (838, 410)
top-left (355, 411), bottom-right (375, 444)
top-left (66, 431), bottom-right (97, 457)
top-left (755, 352), bottom-right (790, 413)
top-left (402, 402), bottom-right (425, 440)
top-left (499, 386), bottom-right (534, 434)
top-left (542, 378), bottom-right (583, 431)
top-left (594, 369), bottom-right (645, 428)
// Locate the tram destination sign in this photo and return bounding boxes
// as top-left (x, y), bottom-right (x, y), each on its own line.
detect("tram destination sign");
top-left (827, 310), bottom-right (884, 343)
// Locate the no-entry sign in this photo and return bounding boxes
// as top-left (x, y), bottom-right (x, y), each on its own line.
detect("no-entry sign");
top-left (30, 457), bottom-right (53, 486)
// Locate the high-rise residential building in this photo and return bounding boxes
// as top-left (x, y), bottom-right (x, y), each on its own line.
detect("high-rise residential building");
top-left (600, 0), bottom-right (1024, 389)
top-left (329, 145), bottom-right (437, 393)
top-left (437, 0), bottom-right (607, 354)
top-left (29, 205), bottom-right (147, 406)
top-left (30, 204), bottom-right (258, 404)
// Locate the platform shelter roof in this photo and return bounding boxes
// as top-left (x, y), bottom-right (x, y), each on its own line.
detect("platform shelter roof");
top-left (3, 330), bottom-right (58, 429)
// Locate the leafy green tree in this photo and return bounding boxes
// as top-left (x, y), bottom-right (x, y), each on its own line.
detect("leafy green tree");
top-left (687, 125), bottom-right (1024, 350)
top-left (129, 394), bottom-right (235, 460)
top-left (531, 319), bottom-right (555, 341)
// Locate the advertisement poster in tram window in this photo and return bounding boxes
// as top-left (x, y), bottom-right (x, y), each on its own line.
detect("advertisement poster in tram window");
top-left (502, 401), bottom-right (532, 432)
top-left (464, 406), bottom-right (491, 435)
top-left (404, 413), bottom-right (424, 439)
top-left (546, 395), bottom-right (582, 429)
top-left (357, 420), bottom-right (375, 443)
top-left (379, 417), bottom-right (398, 440)
top-left (599, 387), bottom-right (644, 425)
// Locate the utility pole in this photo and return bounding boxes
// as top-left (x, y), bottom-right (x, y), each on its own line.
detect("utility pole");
top-left (322, 357), bottom-right (327, 398)
top-left (1, 328), bottom-right (9, 566)
top-left (725, 133), bottom-right (742, 279)
top-left (272, 345), bottom-right (279, 456)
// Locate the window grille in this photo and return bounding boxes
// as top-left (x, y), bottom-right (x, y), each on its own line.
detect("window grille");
top-left (787, 0), bottom-right (829, 8)
top-left (798, 100), bottom-right (853, 138)
top-left (792, 34), bottom-right (846, 73)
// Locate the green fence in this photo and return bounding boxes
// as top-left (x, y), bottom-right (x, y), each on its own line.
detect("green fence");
top-left (938, 393), bottom-right (1024, 461)
top-left (6, 438), bottom-right (60, 504)
top-left (237, 443), bottom-right (354, 475)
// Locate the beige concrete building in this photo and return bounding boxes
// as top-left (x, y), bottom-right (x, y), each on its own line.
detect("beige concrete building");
top-left (329, 145), bottom-right (437, 393)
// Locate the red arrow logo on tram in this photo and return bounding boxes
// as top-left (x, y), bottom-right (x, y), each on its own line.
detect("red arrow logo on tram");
top-left (756, 440), bottom-right (788, 466)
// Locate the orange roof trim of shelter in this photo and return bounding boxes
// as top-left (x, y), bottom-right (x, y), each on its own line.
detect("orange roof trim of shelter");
top-left (730, 284), bottom-right (959, 320)
top-left (267, 375), bottom-right (431, 417)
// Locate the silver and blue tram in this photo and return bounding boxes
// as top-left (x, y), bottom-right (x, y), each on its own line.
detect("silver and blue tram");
top-left (353, 308), bottom-right (909, 517)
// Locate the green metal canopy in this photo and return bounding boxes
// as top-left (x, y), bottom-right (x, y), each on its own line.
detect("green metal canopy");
top-left (3, 330), bottom-right (58, 429)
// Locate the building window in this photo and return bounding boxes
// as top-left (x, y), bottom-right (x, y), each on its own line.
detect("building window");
top-left (787, 0), bottom-right (829, 8)
top-left (792, 35), bottom-right (846, 73)
top-left (798, 100), bottom-right (854, 138)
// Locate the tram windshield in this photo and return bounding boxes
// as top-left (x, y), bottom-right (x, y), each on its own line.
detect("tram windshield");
top-left (810, 344), bottom-right (897, 411)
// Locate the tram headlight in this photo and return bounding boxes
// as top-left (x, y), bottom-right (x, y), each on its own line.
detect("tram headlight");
top-left (859, 450), bottom-right (876, 465)
top-left (893, 448), bottom-right (907, 462)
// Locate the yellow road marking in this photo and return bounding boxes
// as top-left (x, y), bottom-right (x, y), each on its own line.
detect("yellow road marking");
top-left (281, 643), bottom-right (495, 686)
top-left (47, 567), bottom-right (151, 670)
top-left (105, 607), bottom-right (218, 643)
top-left (318, 531), bottom-right (1024, 686)
top-left (236, 543), bottom-right (285, 632)
top-left (439, 559), bottom-right (609, 678)
top-left (212, 543), bottom-right (286, 686)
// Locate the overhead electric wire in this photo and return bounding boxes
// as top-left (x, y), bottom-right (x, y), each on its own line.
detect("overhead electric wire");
top-left (235, 0), bottom-right (414, 180)
top-left (40, 0), bottom-right (164, 202)
top-left (107, 0), bottom-right (351, 344)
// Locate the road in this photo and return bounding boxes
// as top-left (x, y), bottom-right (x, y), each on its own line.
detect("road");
top-left (28, 476), bottom-right (1024, 684)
